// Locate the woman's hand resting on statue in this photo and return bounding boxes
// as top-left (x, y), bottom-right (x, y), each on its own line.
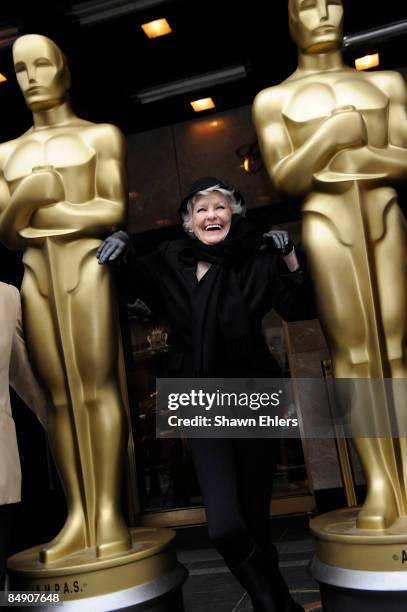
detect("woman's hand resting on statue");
top-left (96, 230), bottom-right (131, 264)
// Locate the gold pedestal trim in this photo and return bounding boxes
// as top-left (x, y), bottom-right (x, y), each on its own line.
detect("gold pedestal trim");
top-left (311, 508), bottom-right (407, 572)
top-left (7, 528), bottom-right (178, 600)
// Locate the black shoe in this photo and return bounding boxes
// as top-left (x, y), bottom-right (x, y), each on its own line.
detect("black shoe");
top-left (245, 548), bottom-right (304, 612)
top-left (230, 545), bottom-right (280, 611)
top-left (268, 569), bottom-right (305, 612)
top-left (262, 546), bottom-right (305, 612)
top-left (252, 601), bottom-right (305, 612)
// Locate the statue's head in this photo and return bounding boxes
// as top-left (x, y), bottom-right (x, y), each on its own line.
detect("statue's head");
top-left (288, 0), bottom-right (343, 54)
top-left (12, 34), bottom-right (71, 111)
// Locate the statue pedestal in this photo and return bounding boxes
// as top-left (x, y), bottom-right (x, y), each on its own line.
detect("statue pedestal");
top-left (7, 527), bottom-right (187, 611)
top-left (310, 508), bottom-right (407, 612)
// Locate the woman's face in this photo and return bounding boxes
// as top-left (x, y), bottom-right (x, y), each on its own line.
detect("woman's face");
top-left (191, 192), bottom-right (233, 245)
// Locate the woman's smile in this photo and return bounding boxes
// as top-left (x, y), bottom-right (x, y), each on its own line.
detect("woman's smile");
top-left (191, 192), bottom-right (232, 245)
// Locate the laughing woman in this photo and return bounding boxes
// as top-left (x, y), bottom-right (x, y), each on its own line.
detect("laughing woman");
top-left (97, 177), bottom-right (314, 612)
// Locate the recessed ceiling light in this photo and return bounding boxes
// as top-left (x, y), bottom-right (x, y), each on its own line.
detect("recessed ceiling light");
top-left (355, 53), bottom-right (379, 71)
top-left (0, 73), bottom-right (7, 83)
top-left (190, 98), bottom-right (215, 112)
top-left (141, 18), bottom-right (172, 39)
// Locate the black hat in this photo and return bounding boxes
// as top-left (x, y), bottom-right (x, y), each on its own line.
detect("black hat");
top-left (179, 176), bottom-right (245, 220)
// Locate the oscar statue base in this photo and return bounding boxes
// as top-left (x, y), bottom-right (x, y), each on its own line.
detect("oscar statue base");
top-left (7, 527), bottom-right (188, 611)
top-left (310, 508), bottom-right (407, 612)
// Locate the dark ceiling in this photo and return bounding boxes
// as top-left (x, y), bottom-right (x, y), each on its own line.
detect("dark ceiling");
top-left (0, 0), bottom-right (407, 141)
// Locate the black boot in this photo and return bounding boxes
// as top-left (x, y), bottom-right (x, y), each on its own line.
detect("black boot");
top-left (249, 551), bottom-right (304, 612)
top-left (258, 547), bottom-right (305, 612)
top-left (263, 562), bottom-right (305, 612)
top-left (230, 545), bottom-right (280, 611)
top-left (253, 603), bottom-right (304, 612)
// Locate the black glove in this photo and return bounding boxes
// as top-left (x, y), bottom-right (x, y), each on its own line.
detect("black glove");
top-left (262, 230), bottom-right (294, 256)
top-left (128, 299), bottom-right (152, 321)
top-left (96, 230), bottom-right (131, 264)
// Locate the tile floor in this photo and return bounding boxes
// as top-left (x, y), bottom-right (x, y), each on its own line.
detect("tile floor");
top-left (176, 515), bottom-right (322, 612)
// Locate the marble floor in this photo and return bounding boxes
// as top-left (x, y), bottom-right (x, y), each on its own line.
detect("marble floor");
top-left (176, 515), bottom-right (322, 612)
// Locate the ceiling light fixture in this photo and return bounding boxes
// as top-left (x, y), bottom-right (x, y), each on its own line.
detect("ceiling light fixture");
top-left (190, 98), bottom-right (215, 112)
top-left (355, 53), bottom-right (380, 71)
top-left (343, 19), bottom-right (407, 49)
top-left (135, 64), bottom-right (248, 104)
top-left (0, 73), bottom-right (7, 83)
top-left (0, 26), bottom-right (18, 51)
top-left (141, 18), bottom-right (172, 38)
top-left (69, 0), bottom-right (177, 26)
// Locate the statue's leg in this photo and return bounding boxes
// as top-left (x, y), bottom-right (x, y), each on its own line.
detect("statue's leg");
top-left (352, 437), bottom-right (400, 529)
top-left (375, 203), bottom-right (407, 512)
top-left (21, 268), bottom-right (87, 562)
top-left (303, 212), bottom-right (400, 528)
top-left (72, 255), bottom-right (131, 557)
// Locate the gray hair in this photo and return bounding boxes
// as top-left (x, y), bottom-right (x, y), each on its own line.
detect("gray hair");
top-left (182, 185), bottom-right (244, 234)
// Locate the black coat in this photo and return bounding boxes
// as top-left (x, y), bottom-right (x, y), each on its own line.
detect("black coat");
top-left (123, 238), bottom-right (316, 378)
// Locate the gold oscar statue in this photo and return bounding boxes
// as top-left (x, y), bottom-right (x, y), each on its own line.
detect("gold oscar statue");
top-left (253, 0), bottom-right (407, 588)
top-left (0, 35), bottom-right (185, 609)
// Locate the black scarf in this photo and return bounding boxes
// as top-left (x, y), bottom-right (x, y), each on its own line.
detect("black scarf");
top-left (179, 216), bottom-right (261, 377)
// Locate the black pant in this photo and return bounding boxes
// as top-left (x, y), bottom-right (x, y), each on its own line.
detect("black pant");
top-left (189, 438), bottom-right (278, 568)
top-left (0, 504), bottom-right (15, 589)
